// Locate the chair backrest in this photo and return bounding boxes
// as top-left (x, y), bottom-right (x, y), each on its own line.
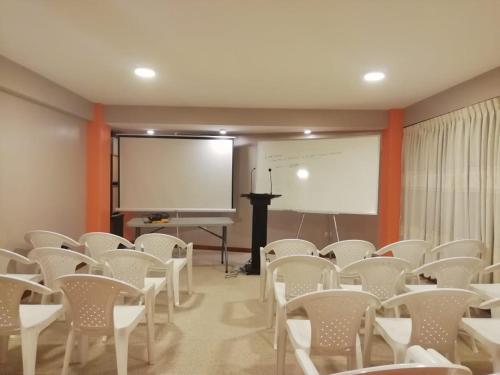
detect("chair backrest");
top-left (28, 247), bottom-right (98, 289)
top-left (99, 249), bottom-right (165, 289)
top-left (55, 274), bottom-right (141, 335)
top-left (341, 257), bottom-right (412, 300)
top-left (320, 240), bottom-right (375, 269)
top-left (0, 275), bottom-right (53, 334)
top-left (0, 248), bottom-right (33, 274)
top-left (79, 232), bottom-right (134, 260)
top-left (269, 255), bottom-right (337, 300)
top-left (135, 233), bottom-right (187, 262)
top-left (262, 239), bottom-right (318, 258)
top-left (431, 239), bottom-right (485, 260)
top-left (333, 363), bottom-right (471, 375)
top-left (383, 289), bottom-right (481, 355)
top-left (413, 257), bottom-right (484, 289)
top-left (25, 230), bottom-right (80, 249)
top-left (376, 240), bottom-right (432, 270)
top-left (288, 290), bottom-right (379, 356)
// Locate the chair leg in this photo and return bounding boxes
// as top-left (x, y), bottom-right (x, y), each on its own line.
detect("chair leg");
top-left (394, 347), bottom-right (406, 364)
top-left (146, 303), bottom-right (155, 364)
top-left (173, 270), bottom-right (180, 306)
top-left (165, 282), bottom-right (174, 323)
top-left (187, 262), bottom-right (193, 296)
top-left (79, 334), bottom-right (89, 366)
top-left (267, 295), bottom-right (275, 329)
top-left (273, 305), bottom-right (285, 350)
top-left (492, 350), bottom-right (500, 373)
top-left (260, 272), bottom-right (266, 302)
top-left (20, 329), bottom-right (40, 375)
top-left (276, 326), bottom-right (288, 375)
top-left (115, 331), bottom-right (130, 375)
top-left (62, 330), bottom-right (75, 375)
top-left (0, 335), bottom-right (8, 364)
top-left (363, 308), bottom-right (375, 366)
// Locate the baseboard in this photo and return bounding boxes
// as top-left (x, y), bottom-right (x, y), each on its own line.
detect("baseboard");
top-left (194, 244), bottom-right (251, 253)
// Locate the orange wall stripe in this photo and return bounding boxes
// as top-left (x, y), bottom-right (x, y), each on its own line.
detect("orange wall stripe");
top-left (86, 103), bottom-right (111, 232)
top-left (378, 109), bottom-right (404, 247)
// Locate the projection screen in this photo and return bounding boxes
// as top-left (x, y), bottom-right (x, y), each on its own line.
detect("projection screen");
top-left (119, 136), bottom-right (234, 211)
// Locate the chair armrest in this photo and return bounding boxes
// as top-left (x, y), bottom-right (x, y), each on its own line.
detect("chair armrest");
top-left (479, 298), bottom-right (500, 310)
top-left (405, 345), bottom-right (450, 364)
top-left (482, 263), bottom-right (500, 274)
top-left (294, 349), bottom-right (320, 375)
top-left (1, 248), bottom-right (33, 265)
top-left (120, 238), bottom-right (135, 249)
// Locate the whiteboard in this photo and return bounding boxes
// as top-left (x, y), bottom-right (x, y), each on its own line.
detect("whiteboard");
top-left (119, 137), bottom-right (234, 211)
top-left (254, 135), bottom-right (380, 214)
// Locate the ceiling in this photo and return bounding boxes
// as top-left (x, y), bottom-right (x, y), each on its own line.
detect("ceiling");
top-left (1, 0), bottom-right (500, 110)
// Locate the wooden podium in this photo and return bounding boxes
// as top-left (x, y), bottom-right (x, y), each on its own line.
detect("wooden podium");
top-left (241, 193), bottom-right (281, 275)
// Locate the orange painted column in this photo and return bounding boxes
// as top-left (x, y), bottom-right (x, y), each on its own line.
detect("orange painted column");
top-left (86, 103), bottom-right (111, 232)
top-left (378, 109), bottom-right (404, 248)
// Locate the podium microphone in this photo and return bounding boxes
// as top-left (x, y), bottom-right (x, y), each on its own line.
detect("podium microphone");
top-left (250, 167), bottom-right (256, 193)
top-left (268, 168), bottom-right (273, 195)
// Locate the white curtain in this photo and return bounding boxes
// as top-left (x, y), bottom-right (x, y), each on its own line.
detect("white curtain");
top-left (402, 97), bottom-right (500, 268)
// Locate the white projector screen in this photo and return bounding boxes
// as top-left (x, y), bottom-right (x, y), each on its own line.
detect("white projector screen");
top-left (255, 134), bottom-right (380, 214)
top-left (119, 136), bottom-right (234, 211)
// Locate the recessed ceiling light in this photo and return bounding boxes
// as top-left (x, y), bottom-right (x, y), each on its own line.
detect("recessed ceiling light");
top-left (219, 129), bottom-right (227, 135)
top-left (304, 129), bottom-right (312, 135)
top-left (363, 71), bottom-right (385, 82)
top-left (134, 67), bottom-right (156, 79)
top-left (146, 129), bottom-right (155, 135)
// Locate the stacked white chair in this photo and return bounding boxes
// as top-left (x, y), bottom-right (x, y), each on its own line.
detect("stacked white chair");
top-left (56, 274), bottom-right (154, 375)
top-left (25, 230), bottom-right (81, 250)
top-left (277, 289), bottom-right (380, 375)
top-left (260, 239), bottom-right (318, 301)
top-left (28, 247), bottom-right (99, 303)
top-left (267, 255), bottom-right (339, 349)
top-left (431, 239), bottom-right (486, 260)
top-left (100, 249), bottom-right (174, 322)
top-left (471, 262), bottom-right (500, 317)
top-left (135, 233), bottom-right (193, 306)
top-left (0, 248), bottom-right (42, 283)
top-left (371, 289), bottom-right (481, 363)
top-left (0, 275), bottom-right (63, 375)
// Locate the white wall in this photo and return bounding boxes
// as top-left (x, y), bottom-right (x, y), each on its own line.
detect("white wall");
top-left (0, 91), bottom-right (86, 250)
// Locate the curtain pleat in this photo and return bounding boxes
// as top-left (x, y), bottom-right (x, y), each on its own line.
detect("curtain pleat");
top-left (402, 97), bottom-right (500, 278)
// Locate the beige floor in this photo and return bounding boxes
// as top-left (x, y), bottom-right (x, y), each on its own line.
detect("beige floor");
top-left (2, 250), bottom-right (494, 375)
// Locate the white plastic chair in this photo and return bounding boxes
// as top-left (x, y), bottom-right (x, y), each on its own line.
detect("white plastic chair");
top-left (430, 239), bottom-right (486, 261)
top-left (0, 275), bottom-right (63, 375)
top-left (56, 274), bottom-right (154, 375)
top-left (405, 257), bottom-right (484, 293)
top-left (260, 239), bottom-right (318, 301)
top-left (340, 257), bottom-right (412, 317)
top-left (28, 247), bottom-right (99, 303)
top-left (25, 230), bottom-right (81, 250)
top-left (460, 298), bottom-right (500, 372)
top-left (376, 240), bottom-right (432, 281)
top-left (79, 232), bottom-right (134, 274)
top-left (135, 233), bottom-right (193, 306)
top-left (319, 240), bottom-right (375, 269)
top-left (277, 289), bottom-right (380, 375)
top-left (470, 262), bottom-right (500, 316)
top-left (268, 255), bottom-right (339, 349)
top-left (0, 248), bottom-right (42, 283)
top-left (372, 289), bottom-right (482, 363)
top-left (99, 249), bottom-right (174, 322)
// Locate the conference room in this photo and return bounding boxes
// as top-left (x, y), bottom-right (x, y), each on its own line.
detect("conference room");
top-left (1, 1), bottom-right (500, 375)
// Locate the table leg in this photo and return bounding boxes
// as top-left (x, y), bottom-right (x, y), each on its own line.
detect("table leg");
top-left (223, 226), bottom-right (228, 273)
